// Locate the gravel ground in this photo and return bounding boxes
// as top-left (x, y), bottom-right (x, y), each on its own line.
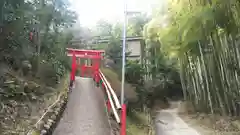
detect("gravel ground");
top-left (53, 77), bottom-right (111, 135)
top-left (155, 102), bottom-right (200, 135)
top-left (156, 111), bottom-right (200, 135)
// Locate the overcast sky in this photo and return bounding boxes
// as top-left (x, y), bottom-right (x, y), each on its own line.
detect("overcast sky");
top-left (69, 0), bottom-right (163, 27)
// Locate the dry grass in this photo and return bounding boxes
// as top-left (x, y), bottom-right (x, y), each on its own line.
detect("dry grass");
top-left (101, 68), bottom-right (138, 102)
top-left (127, 111), bottom-right (155, 135)
top-left (178, 101), bottom-right (240, 135)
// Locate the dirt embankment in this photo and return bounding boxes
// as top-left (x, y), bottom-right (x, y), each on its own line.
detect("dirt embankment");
top-left (0, 63), bottom-right (68, 135)
top-left (101, 68), bottom-right (138, 102)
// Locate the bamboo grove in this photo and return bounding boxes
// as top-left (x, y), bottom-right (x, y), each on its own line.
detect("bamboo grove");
top-left (143, 0), bottom-right (240, 115)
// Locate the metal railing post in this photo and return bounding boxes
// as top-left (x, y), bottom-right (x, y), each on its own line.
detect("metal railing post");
top-left (120, 104), bottom-right (126, 135)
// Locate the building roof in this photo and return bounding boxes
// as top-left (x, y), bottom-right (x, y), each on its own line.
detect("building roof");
top-left (92, 36), bottom-right (143, 44)
top-left (69, 36), bottom-right (143, 46)
top-left (121, 36), bottom-right (143, 41)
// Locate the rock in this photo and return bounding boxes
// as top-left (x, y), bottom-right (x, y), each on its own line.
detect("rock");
top-left (47, 121), bottom-right (53, 127)
top-left (55, 107), bottom-right (60, 112)
top-left (54, 110), bottom-right (59, 115)
top-left (44, 124), bottom-right (50, 130)
top-left (47, 119), bottom-right (54, 124)
top-left (40, 129), bottom-right (47, 135)
top-left (24, 81), bottom-right (40, 93)
top-left (21, 60), bottom-right (32, 76)
top-left (51, 114), bottom-right (57, 120)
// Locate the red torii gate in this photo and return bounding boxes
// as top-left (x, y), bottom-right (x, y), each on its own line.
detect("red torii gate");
top-left (66, 48), bottom-right (127, 135)
top-left (66, 48), bottom-right (104, 86)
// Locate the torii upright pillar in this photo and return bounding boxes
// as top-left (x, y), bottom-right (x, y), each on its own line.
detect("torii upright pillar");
top-left (70, 51), bottom-right (76, 87)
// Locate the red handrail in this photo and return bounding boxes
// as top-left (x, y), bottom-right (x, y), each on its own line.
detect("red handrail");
top-left (94, 70), bottom-right (126, 135)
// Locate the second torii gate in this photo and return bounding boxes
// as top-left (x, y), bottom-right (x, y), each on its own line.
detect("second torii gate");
top-left (66, 48), bottom-right (127, 135)
top-left (66, 48), bottom-right (104, 86)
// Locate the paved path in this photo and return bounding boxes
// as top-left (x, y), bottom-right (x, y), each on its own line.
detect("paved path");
top-left (53, 77), bottom-right (111, 135)
top-left (155, 102), bottom-right (200, 135)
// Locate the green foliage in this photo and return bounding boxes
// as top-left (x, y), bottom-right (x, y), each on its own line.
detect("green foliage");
top-left (95, 19), bottom-right (113, 36)
top-left (145, 55), bottom-right (182, 101)
top-left (0, 0), bottom-right (76, 84)
top-left (105, 37), bottom-right (123, 64)
top-left (127, 14), bottom-right (150, 37)
top-left (143, 0), bottom-right (240, 115)
top-left (0, 0), bottom-right (75, 132)
top-left (125, 60), bottom-right (144, 85)
top-left (125, 56), bottom-right (182, 109)
top-left (93, 43), bottom-right (108, 50)
top-left (94, 12), bottom-right (182, 109)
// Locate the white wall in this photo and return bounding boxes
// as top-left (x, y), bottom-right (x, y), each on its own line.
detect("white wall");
top-left (127, 40), bottom-right (141, 57)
